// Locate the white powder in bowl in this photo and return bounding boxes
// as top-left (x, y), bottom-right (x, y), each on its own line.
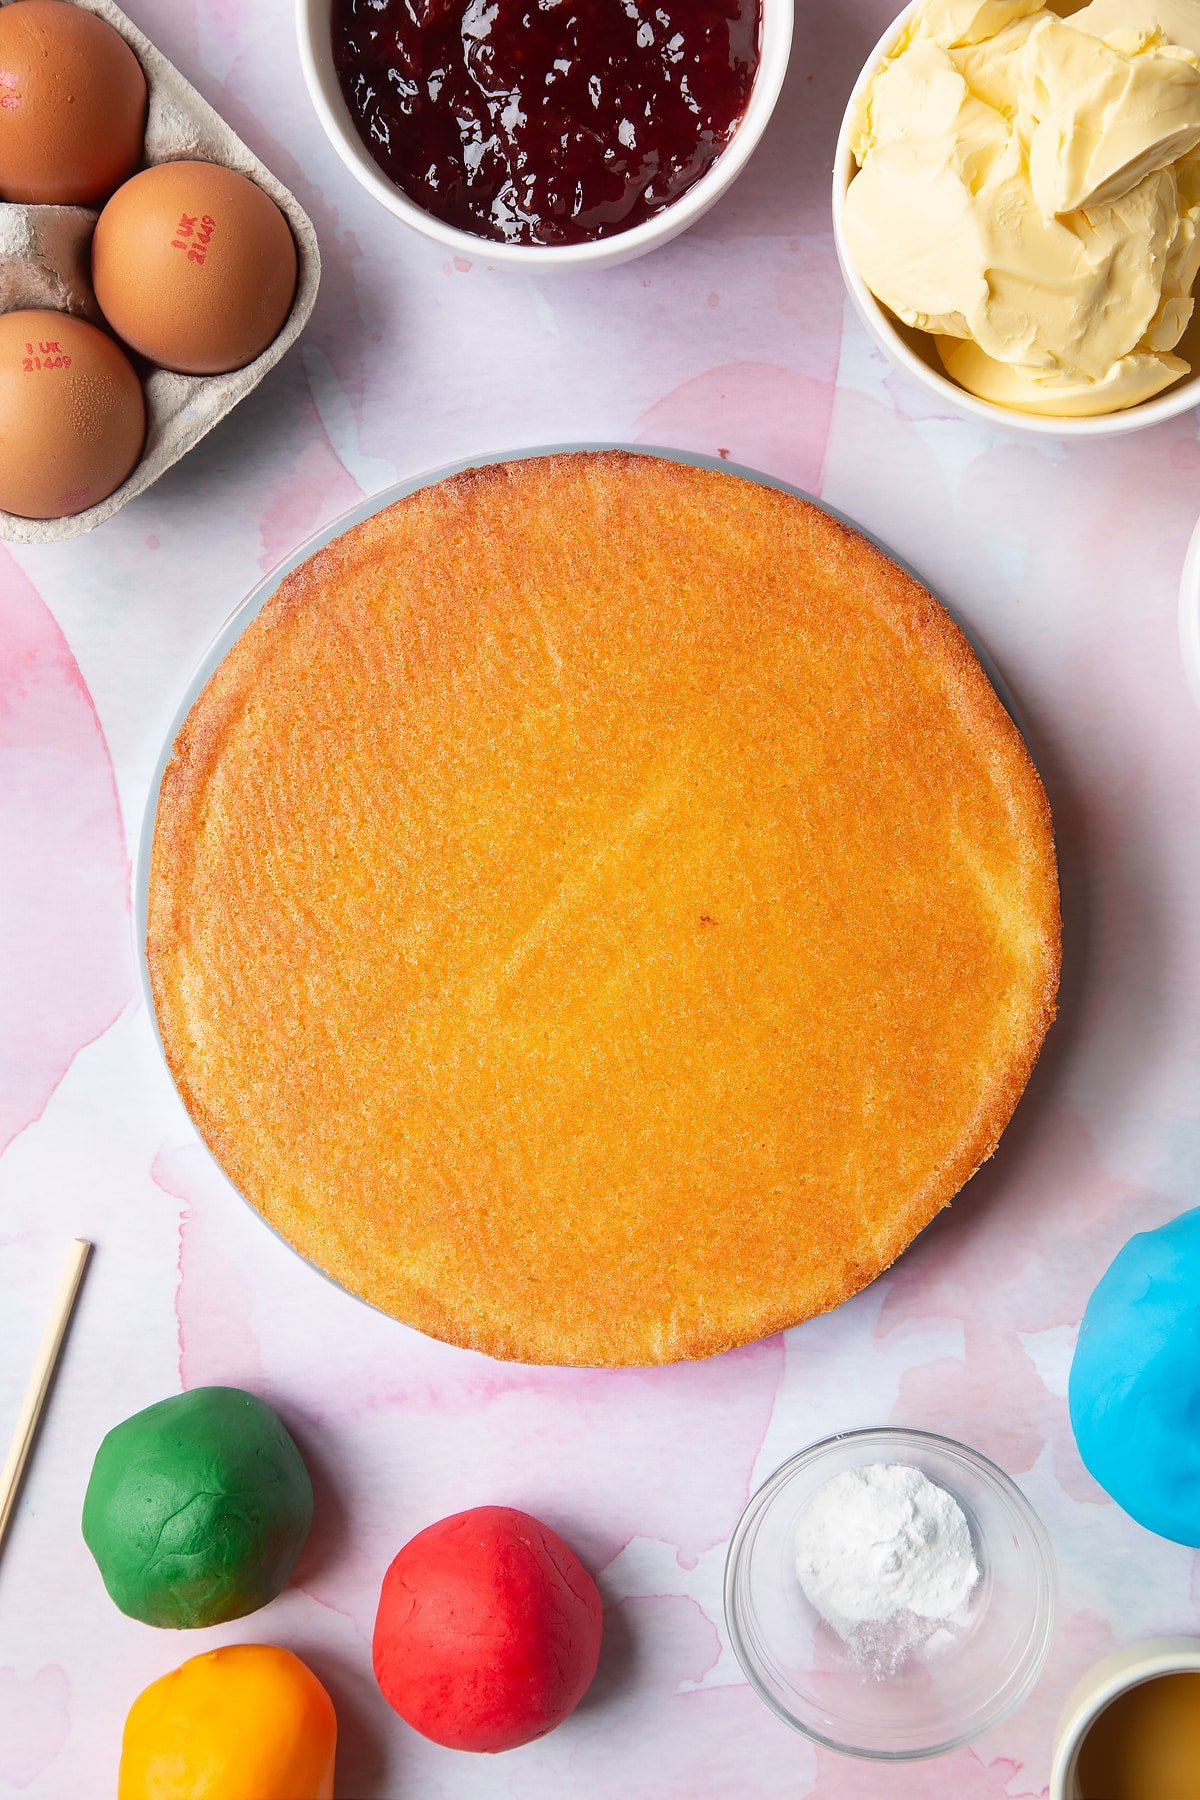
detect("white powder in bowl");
top-left (793, 1462), bottom-right (979, 1675)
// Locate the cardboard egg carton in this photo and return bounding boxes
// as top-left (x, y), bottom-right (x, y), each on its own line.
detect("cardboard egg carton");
top-left (0, 0), bottom-right (321, 543)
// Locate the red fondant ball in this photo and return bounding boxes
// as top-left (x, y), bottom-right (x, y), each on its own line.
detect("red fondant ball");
top-left (372, 1505), bottom-right (603, 1753)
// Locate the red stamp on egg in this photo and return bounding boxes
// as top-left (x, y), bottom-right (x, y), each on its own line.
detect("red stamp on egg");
top-left (21, 339), bottom-right (71, 373)
top-left (170, 211), bottom-right (217, 265)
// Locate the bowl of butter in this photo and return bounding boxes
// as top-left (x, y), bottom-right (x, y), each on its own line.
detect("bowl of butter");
top-left (833, 0), bottom-right (1200, 433)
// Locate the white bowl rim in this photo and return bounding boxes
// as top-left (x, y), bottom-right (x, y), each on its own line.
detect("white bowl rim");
top-left (296, 0), bottom-right (794, 268)
top-left (830, 1), bottom-right (1200, 439)
top-left (1049, 1636), bottom-right (1200, 1798)
top-left (723, 1424), bottom-right (1058, 1761)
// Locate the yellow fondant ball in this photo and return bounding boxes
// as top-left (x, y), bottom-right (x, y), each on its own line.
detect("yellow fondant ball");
top-left (118, 1644), bottom-right (335, 1800)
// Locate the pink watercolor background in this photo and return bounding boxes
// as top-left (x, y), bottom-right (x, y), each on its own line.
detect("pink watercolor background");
top-left (4, 1), bottom-right (1200, 1795)
top-left (0, 556), bottom-right (131, 1154)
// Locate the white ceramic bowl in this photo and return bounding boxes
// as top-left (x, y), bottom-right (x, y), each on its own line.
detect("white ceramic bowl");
top-left (1049, 1637), bottom-right (1200, 1798)
top-left (296, 0), bottom-right (793, 270)
top-left (831, 2), bottom-right (1200, 438)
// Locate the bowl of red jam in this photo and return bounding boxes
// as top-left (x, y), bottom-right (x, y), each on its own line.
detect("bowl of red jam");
top-left (297, 0), bottom-right (792, 267)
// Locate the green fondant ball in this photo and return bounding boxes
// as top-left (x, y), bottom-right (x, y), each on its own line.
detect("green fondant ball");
top-left (81, 1386), bottom-right (313, 1628)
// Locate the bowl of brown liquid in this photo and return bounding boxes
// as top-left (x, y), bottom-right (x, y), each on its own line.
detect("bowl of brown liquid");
top-left (1051, 1638), bottom-right (1200, 1800)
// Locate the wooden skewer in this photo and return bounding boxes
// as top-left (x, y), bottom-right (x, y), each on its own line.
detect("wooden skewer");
top-left (0, 1238), bottom-right (92, 1557)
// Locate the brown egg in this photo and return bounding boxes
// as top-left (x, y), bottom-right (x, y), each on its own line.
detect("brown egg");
top-left (0, 310), bottom-right (145, 518)
top-left (92, 161), bottom-right (298, 376)
top-left (0, 1), bottom-right (147, 204)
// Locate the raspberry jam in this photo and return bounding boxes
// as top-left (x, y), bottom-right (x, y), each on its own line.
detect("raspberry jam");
top-left (330, 0), bottom-right (761, 247)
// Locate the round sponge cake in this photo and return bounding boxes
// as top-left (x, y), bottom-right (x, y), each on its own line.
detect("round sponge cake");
top-left (147, 452), bottom-right (1059, 1365)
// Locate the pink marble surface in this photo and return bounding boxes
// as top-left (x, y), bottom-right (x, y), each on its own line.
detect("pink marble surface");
top-left (3, 1), bottom-right (1200, 1794)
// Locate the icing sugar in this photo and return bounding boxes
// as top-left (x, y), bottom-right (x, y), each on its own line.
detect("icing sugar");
top-left (793, 1462), bottom-right (979, 1674)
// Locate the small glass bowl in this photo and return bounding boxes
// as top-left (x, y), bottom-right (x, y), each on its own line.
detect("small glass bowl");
top-left (725, 1427), bottom-right (1056, 1760)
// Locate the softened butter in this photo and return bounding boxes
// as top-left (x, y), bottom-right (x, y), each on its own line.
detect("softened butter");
top-left (844, 0), bottom-right (1200, 415)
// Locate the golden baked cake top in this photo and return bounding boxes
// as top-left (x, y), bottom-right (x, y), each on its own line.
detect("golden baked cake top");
top-left (148, 451), bottom-right (1059, 1366)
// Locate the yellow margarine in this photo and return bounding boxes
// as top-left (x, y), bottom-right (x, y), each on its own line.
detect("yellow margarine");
top-left (844, 0), bottom-right (1200, 414)
top-left (1073, 0), bottom-right (1200, 57)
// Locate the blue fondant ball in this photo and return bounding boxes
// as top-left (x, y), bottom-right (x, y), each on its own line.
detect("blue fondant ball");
top-left (1070, 1207), bottom-right (1200, 1546)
